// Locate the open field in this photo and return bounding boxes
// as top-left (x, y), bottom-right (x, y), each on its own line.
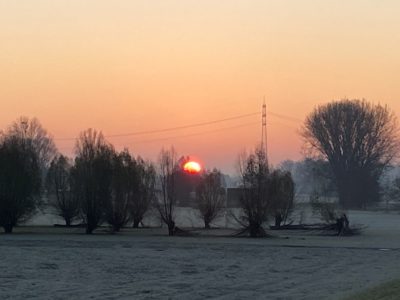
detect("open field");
top-left (345, 279), bottom-right (400, 300)
top-left (1, 210), bottom-right (400, 299)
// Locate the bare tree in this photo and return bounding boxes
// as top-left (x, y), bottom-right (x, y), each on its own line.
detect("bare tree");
top-left (236, 146), bottom-right (271, 237)
top-left (131, 157), bottom-right (156, 228)
top-left (196, 169), bottom-right (225, 229)
top-left (270, 170), bottom-right (295, 227)
top-left (104, 148), bottom-right (156, 231)
top-left (7, 116), bottom-right (57, 170)
top-left (72, 129), bottom-right (114, 234)
top-left (155, 147), bottom-right (179, 236)
top-left (105, 150), bottom-right (135, 232)
top-left (0, 135), bottom-right (41, 233)
top-left (302, 99), bottom-right (400, 209)
top-left (46, 155), bottom-right (79, 226)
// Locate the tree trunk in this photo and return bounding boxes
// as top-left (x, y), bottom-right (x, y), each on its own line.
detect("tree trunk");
top-left (3, 224), bottom-right (13, 234)
top-left (167, 221), bottom-right (175, 236)
top-left (249, 222), bottom-right (266, 238)
top-left (133, 219), bottom-right (140, 228)
top-left (275, 214), bottom-right (282, 228)
top-left (86, 224), bottom-right (96, 234)
top-left (249, 225), bottom-right (258, 237)
top-left (204, 218), bottom-right (210, 229)
top-left (65, 218), bottom-right (71, 227)
top-left (336, 171), bottom-right (380, 210)
top-left (337, 176), bottom-right (358, 209)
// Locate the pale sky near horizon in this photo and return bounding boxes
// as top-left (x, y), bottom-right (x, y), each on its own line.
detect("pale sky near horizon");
top-left (1, 1), bottom-right (400, 174)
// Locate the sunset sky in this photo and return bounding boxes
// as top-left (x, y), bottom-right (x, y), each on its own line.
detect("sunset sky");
top-left (1, 1), bottom-right (400, 174)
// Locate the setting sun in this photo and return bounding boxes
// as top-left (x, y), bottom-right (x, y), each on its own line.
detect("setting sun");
top-left (183, 161), bottom-right (202, 174)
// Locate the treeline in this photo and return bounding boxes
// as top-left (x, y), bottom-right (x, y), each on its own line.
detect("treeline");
top-left (0, 118), bottom-right (160, 234)
top-left (0, 117), bottom-right (295, 236)
top-left (1, 98), bottom-right (400, 236)
top-left (47, 129), bottom-right (157, 234)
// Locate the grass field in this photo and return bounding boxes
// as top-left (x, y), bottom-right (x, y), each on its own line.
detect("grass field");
top-left (1, 210), bottom-right (400, 299)
top-left (345, 279), bottom-right (400, 300)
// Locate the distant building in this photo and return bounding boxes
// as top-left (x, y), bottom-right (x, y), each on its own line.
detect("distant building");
top-left (157, 170), bottom-right (243, 209)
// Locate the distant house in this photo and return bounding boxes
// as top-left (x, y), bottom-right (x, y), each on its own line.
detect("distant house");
top-left (155, 170), bottom-right (242, 209)
top-left (174, 176), bottom-right (246, 209)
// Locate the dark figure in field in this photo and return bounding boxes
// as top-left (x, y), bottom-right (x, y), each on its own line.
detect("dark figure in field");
top-left (336, 213), bottom-right (349, 236)
top-left (275, 213), bottom-right (283, 228)
top-left (336, 217), bottom-right (343, 235)
top-left (343, 214), bottom-right (349, 229)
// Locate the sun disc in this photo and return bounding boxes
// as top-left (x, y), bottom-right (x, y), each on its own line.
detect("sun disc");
top-left (183, 161), bottom-right (202, 174)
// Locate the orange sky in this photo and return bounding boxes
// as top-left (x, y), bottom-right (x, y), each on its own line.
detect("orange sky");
top-left (1, 1), bottom-right (400, 174)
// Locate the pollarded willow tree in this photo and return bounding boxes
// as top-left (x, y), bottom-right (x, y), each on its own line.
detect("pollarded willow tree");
top-left (106, 150), bottom-right (156, 231)
top-left (72, 129), bottom-right (114, 234)
top-left (270, 170), bottom-right (295, 228)
top-left (46, 155), bottom-right (79, 226)
top-left (196, 169), bottom-right (225, 229)
top-left (0, 135), bottom-right (41, 233)
top-left (7, 116), bottom-right (57, 171)
top-left (156, 146), bottom-right (179, 236)
top-left (302, 99), bottom-right (400, 209)
top-left (237, 147), bottom-right (271, 237)
top-left (0, 117), bottom-right (56, 233)
top-left (105, 150), bottom-right (133, 232)
top-left (131, 157), bottom-right (156, 228)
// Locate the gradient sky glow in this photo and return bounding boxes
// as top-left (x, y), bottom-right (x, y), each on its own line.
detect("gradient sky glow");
top-left (1, 1), bottom-right (400, 174)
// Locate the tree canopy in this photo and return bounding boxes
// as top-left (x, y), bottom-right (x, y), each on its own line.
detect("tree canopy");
top-left (302, 99), bottom-right (400, 208)
top-left (0, 135), bottom-right (41, 233)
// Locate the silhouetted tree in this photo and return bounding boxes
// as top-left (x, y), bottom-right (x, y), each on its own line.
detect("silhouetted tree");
top-left (0, 135), bottom-right (41, 233)
top-left (155, 147), bottom-right (179, 236)
top-left (196, 169), bottom-right (225, 229)
top-left (72, 129), bottom-right (114, 234)
top-left (270, 170), bottom-right (295, 227)
top-left (46, 155), bottom-right (79, 226)
top-left (7, 116), bottom-right (57, 171)
top-left (105, 150), bottom-right (134, 232)
top-left (303, 99), bottom-right (400, 209)
top-left (237, 147), bottom-right (271, 237)
top-left (131, 157), bottom-right (156, 228)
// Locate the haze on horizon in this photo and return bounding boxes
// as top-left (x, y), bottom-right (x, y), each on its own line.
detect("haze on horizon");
top-left (1, 0), bottom-right (400, 174)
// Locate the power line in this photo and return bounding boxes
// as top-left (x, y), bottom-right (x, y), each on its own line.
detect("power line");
top-left (54, 110), bottom-right (302, 142)
top-left (268, 111), bottom-right (302, 123)
top-left (56, 121), bottom-right (259, 149)
top-left (55, 112), bottom-right (261, 141)
top-left (131, 121), bottom-right (259, 144)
